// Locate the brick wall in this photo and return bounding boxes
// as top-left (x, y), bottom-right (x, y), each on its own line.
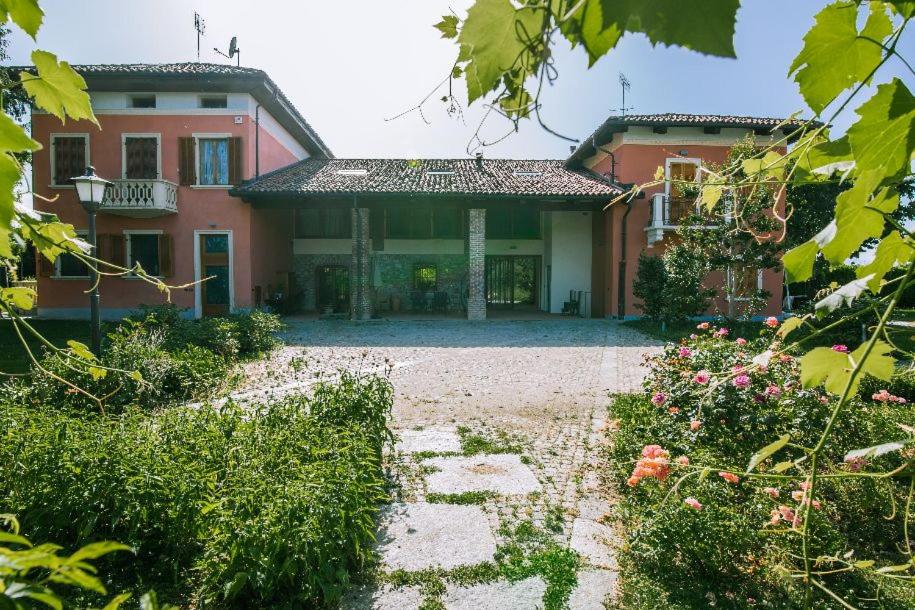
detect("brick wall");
top-left (467, 208), bottom-right (486, 320)
top-left (351, 208), bottom-right (372, 320)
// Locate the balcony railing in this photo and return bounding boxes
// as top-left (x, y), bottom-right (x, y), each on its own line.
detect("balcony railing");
top-left (645, 193), bottom-right (717, 245)
top-left (101, 179), bottom-right (178, 218)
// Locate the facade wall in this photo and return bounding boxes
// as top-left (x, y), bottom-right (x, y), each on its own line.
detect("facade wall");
top-left (546, 211), bottom-right (593, 315)
top-left (587, 134), bottom-right (785, 318)
top-left (32, 96), bottom-right (307, 318)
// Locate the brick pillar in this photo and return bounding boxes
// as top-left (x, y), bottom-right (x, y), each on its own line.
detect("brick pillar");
top-left (351, 207), bottom-right (372, 320)
top-left (467, 208), bottom-right (486, 320)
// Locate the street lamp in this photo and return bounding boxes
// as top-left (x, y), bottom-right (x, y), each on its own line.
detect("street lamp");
top-left (71, 166), bottom-right (111, 356)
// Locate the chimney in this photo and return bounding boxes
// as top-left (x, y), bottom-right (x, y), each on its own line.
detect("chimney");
top-left (569, 145), bottom-right (576, 154)
top-left (475, 152), bottom-right (483, 170)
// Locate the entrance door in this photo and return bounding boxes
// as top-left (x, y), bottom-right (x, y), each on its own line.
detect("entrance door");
top-left (485, 256), bottom-right (539, 308)
top-left (199, 233), bottom-right (230, 316)
top-left (316, 265), bottom-right (350, 313)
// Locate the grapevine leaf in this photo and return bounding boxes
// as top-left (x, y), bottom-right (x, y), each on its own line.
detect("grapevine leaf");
top-left (821, 171), bottom-right (898, 264)
top-left (0, 286), bottom-right (36, 310)
top-left (0, 152), bottom-right (20, 259)
top-left (434, 15), bottom-right (459, 39)
top-left (457, 0), bottom-right (542, 104)
top-left (741, 151), bottom-right (786, 180)
top-left (789, 1), bottom-right (892, 114)
top-left (20, 50), bottom-right (97, 125)
top-left (846, 79), bottom-right (915, 185)
top-left (0, 111), bottom-right (41, 153)
top-left (857, 231), bottom-right (915, 292)
top-left (815, 275), bottom-right (873, 313)
top-left (876, 562), bottom-right (915, 573)
top-left (800, 340), bottom-right (893, 395)
top-left (796, 135), bottom-right (855, 178)
top-left (844, 440), bottom-right (908, 462)
top-left (782, 239), bottom-right (819, 283)
top-left (88, 366), bottom-right (107, 380)
top-left (560, 0), bottom-right (622, 66)
top-left (66, 340), bottom-right (96, 362)
top-left (776, 315), bottom-right (807, 339)
top-left (771, 461), bottom-right (794, 473)
top-left (600, 0), bottom-right (739, 58)
top-left (0, 0), bottom-right (44, 39)
top-left (746, 434), bottom-right (791, 474)
top-left (700, 184), bottom-right (723, 210)
top-left (853, 560), bottom-right (875, 569)
top-left (890, 2), bottom-right (915, 18)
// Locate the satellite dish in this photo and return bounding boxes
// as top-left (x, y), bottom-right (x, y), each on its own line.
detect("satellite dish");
top-left (228, 36), bottom-right (238, 58)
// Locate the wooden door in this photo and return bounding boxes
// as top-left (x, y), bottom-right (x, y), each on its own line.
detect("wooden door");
top-left (199, 233), bottom-right (230, 316)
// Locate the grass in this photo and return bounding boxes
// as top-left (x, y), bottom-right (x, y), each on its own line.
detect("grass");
top-left (425, 491), bottom-right (496, 505)
top-left (623, 318), bottom-right (762, 343)
top-left (0, 318), bottom-right (90, 374)
top-left (457, 426), bottom-right (526, 455)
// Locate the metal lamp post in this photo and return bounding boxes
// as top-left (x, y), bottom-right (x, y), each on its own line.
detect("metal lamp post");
top-left (71, 166), bottom-right (111, 356)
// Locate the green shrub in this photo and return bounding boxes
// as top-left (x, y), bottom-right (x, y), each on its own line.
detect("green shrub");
top-left (0, 372), bottom-right (393, 607)
top-left (232, 310), bottom-right (284, 354)
top-left (633, 253), bottom-right (666, 321)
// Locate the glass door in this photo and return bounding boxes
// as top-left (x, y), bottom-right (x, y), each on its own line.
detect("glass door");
top-left (199, 233), bottom-right (230, 316)
top-left (316, 265), bottom-right (350, 313)
top-left (485, 256), bottom-right (539, 308)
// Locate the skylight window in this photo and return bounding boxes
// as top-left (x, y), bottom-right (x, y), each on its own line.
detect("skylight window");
top-left (427, 170), bottom-right (455, 176)
top-left (335, 169), bottom-right (368, 176)
top-left (513, 170), bottom-right (543, 178)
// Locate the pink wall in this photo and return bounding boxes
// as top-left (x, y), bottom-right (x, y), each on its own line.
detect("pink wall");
top-left (32, 109), bottom-right (302, 317)
top-left (591, 142), bottom-right (785, 318)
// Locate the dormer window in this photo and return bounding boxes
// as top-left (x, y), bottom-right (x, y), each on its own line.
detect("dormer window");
top-left (513, 171), bottom-right (542, 178)
top-left (199, 95), bottom-right (228, 109)
top-left (128, 94), bottom-right (156, 109)
top-left (427, 170), bottom-right (454, 176)
top-left (336, 169), bottom-right (368, 176)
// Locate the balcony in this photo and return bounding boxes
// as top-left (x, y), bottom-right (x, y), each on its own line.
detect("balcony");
top-left (645, 193), bottom-right (717, 245)
top-left (101, 179), bottom-right (178, 218)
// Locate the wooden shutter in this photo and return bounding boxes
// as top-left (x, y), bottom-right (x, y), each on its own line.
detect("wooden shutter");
top-left (109, 235), bottom-right (125, 269)
top-left (178, 137), bottom-right (196, 186)
top-left (227, 136), bottom-right (243, 184)
top-left (37, 253), bottom-right (54, 277)
top-left (95, 233), bottom-right (110, 266)
top-left (158, 233), bottom-right (173, 277)
top-left (53, 136), bottom-right (87, 185)
top-left (125, 137), bottom-right (158, 179)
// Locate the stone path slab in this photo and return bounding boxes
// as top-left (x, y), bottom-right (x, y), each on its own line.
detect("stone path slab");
top-left (443, 576), bottom-right (547, 610)
top-left (397, 427), bottom-right (462, 455)
top-left (341, 584), bottom-right (423, 610)
top-left (376, 503), bottom-right (497, 571)
top-left (570, 518), bottom-right (618, 570)
top-left (424, 454), bottom-right (542, 495)
top-left (568, 569), bottom-right (617, 609)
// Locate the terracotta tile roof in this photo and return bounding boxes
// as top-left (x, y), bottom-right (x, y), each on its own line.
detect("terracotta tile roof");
top-left (231, 158), bottom-right (623, 200)
top-left (567, 112), bottom-right (814, 166)
top-left (14, 62), bottom-right (332, 157)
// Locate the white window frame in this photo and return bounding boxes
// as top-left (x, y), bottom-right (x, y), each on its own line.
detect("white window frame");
top-left (50, 133), bottom-right (90, 188)
top-left (120, 133), bottom-right (162, 180)
top-left (53, 230), bottom-right (89, 279)
top-left (726, 264), bottom-right (764, 302)
top-left (193, 229), bottom-right (235, 318)
top-left (664, 157), bottom-right (702, 195)
top-left (192, 132), bottom-right (233, 189)
top-left (123, 229), bottom-right (164, 279)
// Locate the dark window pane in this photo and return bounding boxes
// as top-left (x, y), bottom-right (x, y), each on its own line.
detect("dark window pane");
top-left (205, 265), bottom-right (230, 304)
top-left (129, 234), bottom-right (160, 276)
top-left (124, 137), bottom-right (158, 179)
top-left (486, 208), bottom-right (512, 239)
top-left (513, 208), bottom-right (541, 239)
top-left (58, 252), bottom-right (88, 277)
top-left (410, 208), bottom-right (432, 239)
top-left (387, 208), bottom-right (410, 239)
top-left (129, 95), bottom-right (156, 108)
top-left (200, 95), bottom-right (228, 109)
top-left (204, 235), bottom-right (229, 253)
top-left (433, 208), bottom-right (462, 238)
top-left (53, 136), bottom-right (86, 185)
top-left (295, 209), bottom-right (321, 238)
top-left (414, 264), bottom-right (437, 291)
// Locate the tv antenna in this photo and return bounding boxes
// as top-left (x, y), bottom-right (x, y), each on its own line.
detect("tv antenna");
top-left (214, 36), bottom-right (241, 67)
top-left (194, 12), bottom-right (206, 61)
top-left (613, 72), bottom-right (633, 118)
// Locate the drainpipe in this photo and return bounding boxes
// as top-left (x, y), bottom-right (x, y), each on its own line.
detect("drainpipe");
top-left (617, 197), bottom-right (633, 319)
top-left (255, 103), bottom-right (261, 177)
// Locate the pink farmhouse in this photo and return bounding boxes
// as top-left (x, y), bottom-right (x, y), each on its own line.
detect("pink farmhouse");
top-left (27, 63), bottom-right (791, 320)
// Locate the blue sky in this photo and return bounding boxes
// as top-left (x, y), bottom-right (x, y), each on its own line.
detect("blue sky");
top-left (6, 1), bottom-right (913, 159)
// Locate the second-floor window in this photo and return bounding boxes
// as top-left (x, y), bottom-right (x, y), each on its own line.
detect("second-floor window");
top-left (666, 160), bottom-right (700, 198)
top-left (177, 136), bottom-right (242, 187)
top-left (123, 135), bottom-right (159, 179)
top-left (51, 134), bottom-right (88, 187)
top-left (295, 208), bottom-right (352, 238)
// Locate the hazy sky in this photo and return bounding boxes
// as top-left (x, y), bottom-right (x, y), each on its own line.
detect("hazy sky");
top-left (6, 1), bottom-right (912, 160)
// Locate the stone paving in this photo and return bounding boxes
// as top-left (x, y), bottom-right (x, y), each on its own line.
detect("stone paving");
top-left (243, 318), bottom-right (660, 608)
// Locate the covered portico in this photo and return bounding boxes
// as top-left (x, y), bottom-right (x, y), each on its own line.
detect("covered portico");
top-left (232, 158), bottom-right (621, 320)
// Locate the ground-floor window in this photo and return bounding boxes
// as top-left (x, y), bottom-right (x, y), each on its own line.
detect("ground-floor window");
top-left (55, 231), bottom-right (89, 278)
top-left (726, 263), bottom-right (763, 300)
top-left (126, 232), bottom-right (161, 276)
top-left (413, 264), bottom-right (438, 291)
top-left (316, 265), bottom-right (350, 314)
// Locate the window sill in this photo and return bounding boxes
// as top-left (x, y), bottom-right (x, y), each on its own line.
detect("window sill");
top-left (49, 184), bottom-right (75, 190)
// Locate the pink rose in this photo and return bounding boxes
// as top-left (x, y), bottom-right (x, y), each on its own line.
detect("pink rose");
top-left (678, 346), bottom-right (692, 358)
top-left (832, 344), bottom-right (849, 353)
top-left (693, 370), bottom-right (710, 384)
top-left (763, 487), bottom-right (779, 499)
top-left (765, 385), bottom-right (782, 397)
top-left (736, 337), bottom-right (747, 346)
top-left (697, 322), bottom-right (710, 330)
top-left (667, 406), bottom-right (680, 414)
top-left (676, 455), bottom-right (690, 466)
top-left (684, 497), bottom-right (703, 510)
top-left (716, 328), bottom-right (729, 337)
top-left (690, 420), bottom-right (702, 431)
top-left (651, 392), bottom-right (667, 406)
top-left (733, 374), bottom-right (751, 388)
top-left (719, 471), bottom-right (740, 484)
top-left (765, 316), bottom-right (779, 328)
